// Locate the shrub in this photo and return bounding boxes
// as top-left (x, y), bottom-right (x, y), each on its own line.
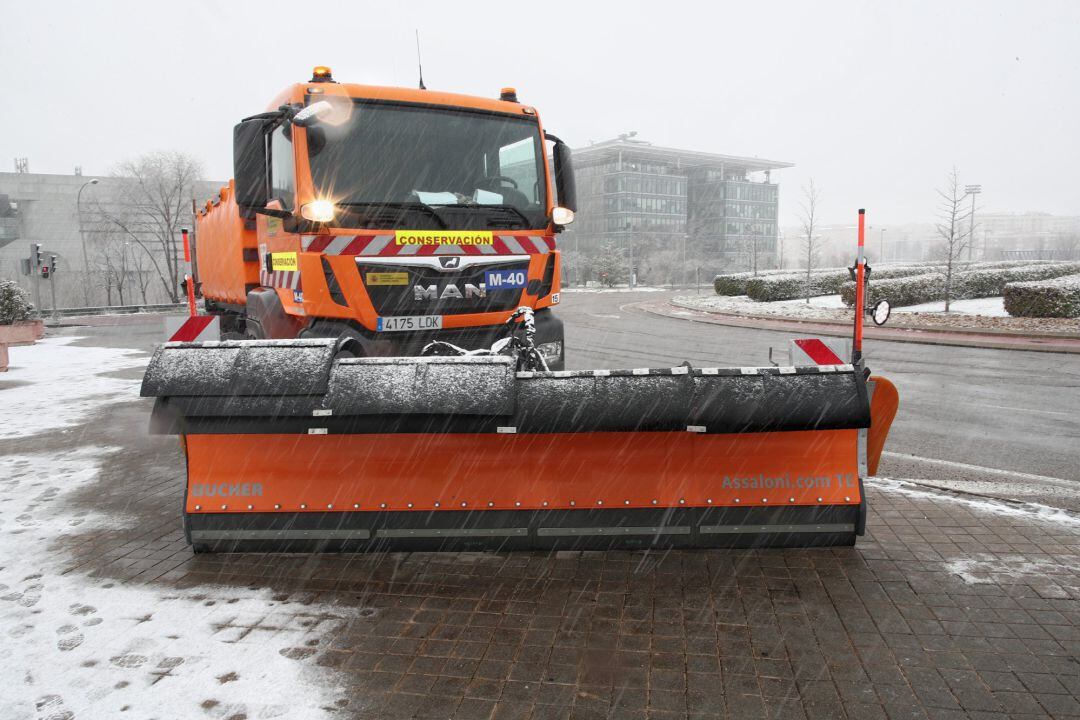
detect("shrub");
top-left (839, 272), bottom-right (947, 307)
top-left (0, 280), bottom-right (33, 324)
top-left (840, 262), bottom-right (1080, 307)
top-left (1003, 274), bottom-right (1080, 318)
top-left (713, 268), bottom-right (805, 296)
top-left (955, 262), bottom-right (1080, 298)
top-left (746, 265), bottom-right (931, 302)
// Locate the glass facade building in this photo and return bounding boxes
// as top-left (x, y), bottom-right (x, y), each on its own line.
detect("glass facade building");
top-left (562, 135), bottom-right (790, 279)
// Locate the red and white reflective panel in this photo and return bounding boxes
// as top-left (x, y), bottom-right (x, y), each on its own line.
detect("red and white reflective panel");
top-left (301, 234), bottom-right (555, 257)
top-left (260, 268), bottom-right (303, 290)
top-left (165, 315), bottom-right (220, 342)
top-left (790, 338), bottom-right (851, 366)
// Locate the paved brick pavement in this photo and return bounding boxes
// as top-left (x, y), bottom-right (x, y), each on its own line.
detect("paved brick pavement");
top-left (3, 391), bottom-right (1077, 720)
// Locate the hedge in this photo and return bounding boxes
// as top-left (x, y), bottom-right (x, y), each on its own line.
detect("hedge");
top-left (713, 268), bottom-right (813, 296)
top-left (840, 262), bottom-right (1080, 307)
top-left (0, 280), bottom-right (33, 325)
top-left (744, 265), bottom-right (931, 302)
top-left (1003, 274), bottom-right (1080, 318)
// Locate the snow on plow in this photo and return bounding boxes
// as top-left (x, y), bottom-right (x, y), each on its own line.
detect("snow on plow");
top-left (141, 339), bottom-right (897, 552)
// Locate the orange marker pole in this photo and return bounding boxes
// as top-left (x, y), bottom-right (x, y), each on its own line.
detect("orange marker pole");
top-left (180, 228), bottom-right (197, 317)
top-left (853, 209), bottom-right (866, 365)
top-left (185, 273), bottom-right (197, 317)
top-left (181, 228), bottom-right (191, 263)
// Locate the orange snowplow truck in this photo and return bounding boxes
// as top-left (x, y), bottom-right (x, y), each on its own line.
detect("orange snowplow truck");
top-left (195, 67), bottom-right (574, 368)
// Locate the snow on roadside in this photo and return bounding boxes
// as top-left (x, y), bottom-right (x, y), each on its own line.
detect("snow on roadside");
top-left (0, 339), bottom-right (365, 718)
top-left (674, 293), bottom-right (853, 320)
top-left (563, 285), bottom-right (667, 293)
top-left (893, 296), bottom-right (1008, 317)
top-left (0, 449), bottom-right (363, 720)
top-left (869, 477), bottom-right (1080, 528)
top-left (0, 337), bottom-right (148, 440)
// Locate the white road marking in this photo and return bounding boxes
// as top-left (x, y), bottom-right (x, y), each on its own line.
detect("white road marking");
top-left (977, 403), bottom-right (1073, 417)
top-left (882, 451), bottom-right (1076, 487)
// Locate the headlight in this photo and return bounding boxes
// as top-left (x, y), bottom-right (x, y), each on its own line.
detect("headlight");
top-left (536, 340), bottom-right (563, 359)
top-left (300, 200), bottom-right (335, 223)
top-left (552, 207), bottom-right (575, 225)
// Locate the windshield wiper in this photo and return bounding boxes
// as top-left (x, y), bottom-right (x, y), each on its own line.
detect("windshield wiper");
top-left (338, 202), bottom-right (448, 229)
top-left (436, 204), bottom-right (533, 228)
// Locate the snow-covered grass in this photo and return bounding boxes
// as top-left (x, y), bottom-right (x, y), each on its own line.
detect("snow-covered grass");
top-left (0, 337), bottom-right (147, 440)
top-left (0, 335), bottom-right (362, 718)
top-left (894, 296), bottom-right (1008, 317)
top-left (674, 293), bottom-right (854, 320)
top-left (769, 294), bottom-right (848, 310)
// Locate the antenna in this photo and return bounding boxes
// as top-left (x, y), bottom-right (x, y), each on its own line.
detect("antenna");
top-left (415, 30), bottom-right (426, 90)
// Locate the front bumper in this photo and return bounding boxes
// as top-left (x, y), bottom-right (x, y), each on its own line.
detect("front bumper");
top-left (300, 309), bottom-right (565, 369)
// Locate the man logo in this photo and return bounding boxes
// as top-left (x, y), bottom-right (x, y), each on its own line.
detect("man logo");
top-left (439, 256), bottom-right (461, 269)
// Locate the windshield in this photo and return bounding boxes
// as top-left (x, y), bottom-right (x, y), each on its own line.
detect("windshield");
top-left (307, 101), bottom-right (548, 229)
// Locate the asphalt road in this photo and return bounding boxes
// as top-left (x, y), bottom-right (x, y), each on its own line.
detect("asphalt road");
top-left (558, 290), bottom-right (1080, 509)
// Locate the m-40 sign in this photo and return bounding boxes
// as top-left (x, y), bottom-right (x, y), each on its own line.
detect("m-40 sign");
top-left (485, 269), bottom-right (527, 290)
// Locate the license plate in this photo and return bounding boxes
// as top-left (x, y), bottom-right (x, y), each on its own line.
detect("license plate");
top-left (376, 315), bottom-right (443, 332)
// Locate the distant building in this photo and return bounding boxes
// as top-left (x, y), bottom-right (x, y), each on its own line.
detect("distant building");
top-left (976, 212), bottom-right (1080, 261)
top-left (562, 134), bottom-right (791, 282)
top-left (0, 172), bottom-right (220, 308)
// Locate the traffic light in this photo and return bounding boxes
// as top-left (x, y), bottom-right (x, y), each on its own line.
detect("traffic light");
top-left (41, 264), bottom-right (50, 279)
top-left (34, 243), bottom-right (43, 268)
top-left (50, 255), bottom-right (58, 274)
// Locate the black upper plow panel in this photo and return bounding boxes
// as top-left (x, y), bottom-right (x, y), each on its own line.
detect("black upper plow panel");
top-left (141, 340), bottom-right (871, 435)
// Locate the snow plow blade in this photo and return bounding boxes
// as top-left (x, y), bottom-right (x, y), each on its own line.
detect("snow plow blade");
top-left (141, 339), bottom-right (896, 552)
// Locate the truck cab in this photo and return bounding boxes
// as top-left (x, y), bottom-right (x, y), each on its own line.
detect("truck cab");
top-left (196, 67), bottom-right (576, 369)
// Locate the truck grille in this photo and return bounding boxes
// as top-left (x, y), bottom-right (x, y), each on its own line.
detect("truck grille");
top-left (356, 260), bottom-right (527, 316)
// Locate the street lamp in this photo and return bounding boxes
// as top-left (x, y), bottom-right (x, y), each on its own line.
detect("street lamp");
top-left (76, 178), bottom-right (99, 305)
top-left (964, 184), bottom-right (981, 262)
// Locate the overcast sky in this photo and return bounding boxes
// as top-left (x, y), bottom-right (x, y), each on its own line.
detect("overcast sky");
top-left (2, 0), bottom-right (1078, 226)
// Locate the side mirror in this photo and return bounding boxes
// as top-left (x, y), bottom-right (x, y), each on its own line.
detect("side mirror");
top-left (233, 119), bottom-right (269, 213)
top-left (552, 140), bottom-right (577, 212)
top-left (871, 299), bottom-right (891, 326)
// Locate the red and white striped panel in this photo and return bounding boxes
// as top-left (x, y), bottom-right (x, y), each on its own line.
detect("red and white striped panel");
top-left (301, 234), bottom-right (555, 257)
top-left (790, 338), bottom-right (851, 366)
top-left (260, 268), bottom-right (303, 291)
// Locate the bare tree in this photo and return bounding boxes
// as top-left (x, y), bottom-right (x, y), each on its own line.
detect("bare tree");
top-left (935, 168), bottom-right (974, 312)
top-left (798, 180), bottom-right (822, 303)
top-left (129, 244), bottom-right (155, 303)
top-left (95, 151), bottom-right (203, 303)
top-left (744, 226), bottom-right (762, 276)
top-left (95, 230), bottom-right (131, 306)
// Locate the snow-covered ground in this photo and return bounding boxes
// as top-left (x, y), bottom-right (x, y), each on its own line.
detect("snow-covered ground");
top-left (893, 296), bottom-right (1008, 317)
top-left (0, 337), bottom-right (146, 440)
top-left (673, 293), bottom-right (854, 320)
top-left (562, 285), bottom-right (667, 293)
top-left (673, 292), bottom-right (1079, 332)
top-left (0, 338), bottom-right (359, 719)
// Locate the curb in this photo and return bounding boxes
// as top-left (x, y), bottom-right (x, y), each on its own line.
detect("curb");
top-left (636, 300), bottom-right (1080, 354)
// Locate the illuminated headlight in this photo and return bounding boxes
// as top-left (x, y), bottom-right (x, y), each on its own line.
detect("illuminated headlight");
top-left (552, 206), bottom-right (575, 225)
top-left (300, 200), bottom-right (335, 223)
top-left (536, 340), bottom-right (562, 359)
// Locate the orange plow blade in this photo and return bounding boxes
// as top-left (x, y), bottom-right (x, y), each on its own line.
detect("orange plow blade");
top-left (142, 340), bottom-right (896, 552)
